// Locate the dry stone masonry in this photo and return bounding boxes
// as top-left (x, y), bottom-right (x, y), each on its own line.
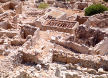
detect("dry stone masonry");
top-left (0, 0), bottom-right (108, 78)
top-left (42, 19), bottom-right (79, 33)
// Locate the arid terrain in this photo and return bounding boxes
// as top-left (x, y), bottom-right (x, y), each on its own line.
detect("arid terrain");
top-left (0, 0), bottom-right (108, 78)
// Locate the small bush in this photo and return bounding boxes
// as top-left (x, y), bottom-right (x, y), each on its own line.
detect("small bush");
top-left (38, 3), bottom-right (49, 9)
top-left (103, 0), bottom-right (108, 2)
top-left (85, 4), bottom-right (108, 16)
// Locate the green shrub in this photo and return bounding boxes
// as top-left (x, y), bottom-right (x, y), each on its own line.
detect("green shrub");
top-left (103, 0), bottom-right (108, 2)
top-left (38, 3), bottom-right (49, 9)
top-left (85, 4), bottom-right (108, 16)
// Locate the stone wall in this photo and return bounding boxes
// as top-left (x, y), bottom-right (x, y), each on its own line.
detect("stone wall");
top-left (84, 13), bottom-right (108, 28)
top-left (21, 26), bottom-right (40, 49)
top-left (0, 12), bottom-right (9, 21)
top-left (11, 39), bottom-right (25, 46)
top-left (15, 2), bottom-right (22, 14)
top-left (52, 49), bottom-right (108, 70)
top-left (20, 24), bottom-right (38, 39)
top-left (1, 2), bottom-right (10, 10)
top-left (51, 25), bottom-right (108, 55)
top-left (93, 37), bottom-right (108, 55)
top-left (75, 16), bottom-right (89, 24)
top-left (51, 38), bottom-right (90, 54)
top-left (21, 28), bottom-right (54, 64)
top-left (41, 25), bottom-right (74, 33)
top-left (0, 0), bottom-right (10, 3)
top-left (0, 7), bottom-right (4, 14)
top-left (74, 25), bottom-right (108, 47)
top-left (0, 21), bottom-right (12, 29)
top-left (42, 20), bottom-right (79, 34)
top-left (31, 28), bottom-right (40, 47)
top-left (0, 30), bottom-right (18, 38)
top-left (74, 2), bottom-right (88, 10)
top-left (1, 1), bottom-right (22, 14)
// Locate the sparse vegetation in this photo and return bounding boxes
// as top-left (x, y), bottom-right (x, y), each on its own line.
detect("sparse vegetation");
top-left (85, 4), bottom-right (108, 16)
top-left (38, 3), bottom-right (49, 9)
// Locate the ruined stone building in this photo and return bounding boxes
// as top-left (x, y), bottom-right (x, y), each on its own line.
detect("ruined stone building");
top-left (0, 0), bottom-right (108, 78)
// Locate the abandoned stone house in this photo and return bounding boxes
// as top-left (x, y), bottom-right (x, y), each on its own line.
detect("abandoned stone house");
top-left (51, 24), bottom-right (108, 55)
